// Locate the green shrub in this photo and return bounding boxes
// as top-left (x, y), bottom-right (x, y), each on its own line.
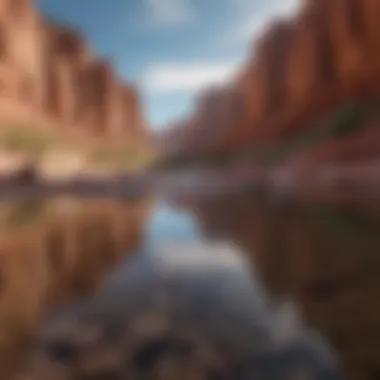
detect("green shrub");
top-left (2, 200), bottom-right (48, 228)
top-left (245, 101), bottom-right (371, 166)
top-left (327, 101), bottom-right (369, 137)
top-left (0, 126), bottom-right (56, 157)
top-left (88, 147), bottom-right (153, 170)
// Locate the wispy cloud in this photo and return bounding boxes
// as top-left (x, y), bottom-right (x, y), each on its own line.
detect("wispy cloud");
top-left (141, 60), bottom-right (240, 94)
top-left (142, 0), bottom-right (197, 28)
top-left (230, 0), bottom-right (299, 45)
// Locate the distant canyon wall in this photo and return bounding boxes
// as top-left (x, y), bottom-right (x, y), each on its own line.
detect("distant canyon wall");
top-left (160, 0), bottom-right (380, 159)
top-left (0, 0), bottom-right (147, 146)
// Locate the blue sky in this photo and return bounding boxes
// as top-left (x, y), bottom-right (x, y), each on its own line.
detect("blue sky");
top-left (35, 0), bottom-right (298, 130)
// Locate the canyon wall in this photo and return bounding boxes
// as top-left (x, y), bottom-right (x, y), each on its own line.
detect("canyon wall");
top-left (161, 0), bottom-right (380, 160)
top-left (0, 0), bottom-right (147, 145)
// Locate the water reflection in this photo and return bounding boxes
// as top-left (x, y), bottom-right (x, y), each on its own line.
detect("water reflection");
top-left (0, 197), bottom-right (150, 378)
top-left (144, 200), bottom-right (202, 248)
top-left (14, 199), bottom-right (341, 379)
top-left (2, 192), bottom-right (378, 379)
top-left (177, 195), bottom-right (380, 380)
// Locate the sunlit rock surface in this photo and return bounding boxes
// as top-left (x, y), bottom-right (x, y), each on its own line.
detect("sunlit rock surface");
top-left (0, 0), bottom-right (147, 144)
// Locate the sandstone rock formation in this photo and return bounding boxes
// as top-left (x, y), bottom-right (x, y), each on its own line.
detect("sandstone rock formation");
top-left (160, 86), bottom-right (245, 159)
top-left (0, 0), bottom-right (147, 145)
top-left (160, 0), bottom-right (380, 162)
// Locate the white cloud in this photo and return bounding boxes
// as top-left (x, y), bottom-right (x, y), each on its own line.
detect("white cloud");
top-left (141, 60), bottom-right (240, 94)
top-left (143, 0), bottom-right (196, 28)
top-left (231, 0), bottom-right (300, 44)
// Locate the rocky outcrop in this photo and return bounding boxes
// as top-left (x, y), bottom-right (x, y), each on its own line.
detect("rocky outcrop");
top-left (160, 87), bottom-right (245, 159)
top-left (0, 0), bottom-right (147, 144)
top-left (160, 0), bottom-right (380, 163)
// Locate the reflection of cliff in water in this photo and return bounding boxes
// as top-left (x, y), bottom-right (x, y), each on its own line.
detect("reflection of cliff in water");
top-left (0, 198), bottom-right (149, 378)
top-left (13, 200), bottom-right (341, 380)
top-left (179, 196), bottom-right (380, 380)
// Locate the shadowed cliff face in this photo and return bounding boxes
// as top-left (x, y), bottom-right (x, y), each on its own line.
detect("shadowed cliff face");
top-left (0, 197), bottom-right (150, 379)
top-left (159, 0), bottom-right (380, 166)
top-left (179, 195), bottom-right (380, 380)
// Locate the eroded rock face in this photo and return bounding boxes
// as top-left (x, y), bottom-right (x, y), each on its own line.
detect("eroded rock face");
top-left (160, 87), bottom-right (246, 159)
top-left (76, 60), bottom-right (110, 133)
top-left (161, 0), bottom-right (380, 160)
top-left (0, 0), bottom-right (146, 144)
top-left (0, 0), bottom-right (45, 104)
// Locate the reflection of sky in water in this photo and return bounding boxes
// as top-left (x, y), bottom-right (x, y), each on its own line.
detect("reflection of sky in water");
top-left (144, 201), bottom-right (203, 248)
top-left (101, 201), bottom-right (341, 379)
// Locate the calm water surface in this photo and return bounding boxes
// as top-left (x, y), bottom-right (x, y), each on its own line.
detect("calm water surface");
top-left (0, 192), bottom-right (379, 379)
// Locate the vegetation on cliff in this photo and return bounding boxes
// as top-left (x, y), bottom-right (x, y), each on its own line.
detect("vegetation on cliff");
top-left (244, 100), bottom-right (373, 165)
top-left (0, 123), bottom-right (155, 179)
top-left (155, 100), bottom-right (374, 170)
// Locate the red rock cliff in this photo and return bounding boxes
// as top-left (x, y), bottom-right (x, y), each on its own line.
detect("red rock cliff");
top-left (0, 0), bottom-right (147, 146)
top-left (161, 0), bottom-right (380, 159)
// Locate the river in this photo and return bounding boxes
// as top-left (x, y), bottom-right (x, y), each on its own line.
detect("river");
top-left (0, 188), bottom-right (379, 379)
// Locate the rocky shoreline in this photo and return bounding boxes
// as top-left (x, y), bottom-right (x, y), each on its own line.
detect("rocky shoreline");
top-left (152, 160), bottom-right (380, 211)
top-left (0, 170), bottom-right (152, 201)
top-left (0, 156), bottom-right (378, 207)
